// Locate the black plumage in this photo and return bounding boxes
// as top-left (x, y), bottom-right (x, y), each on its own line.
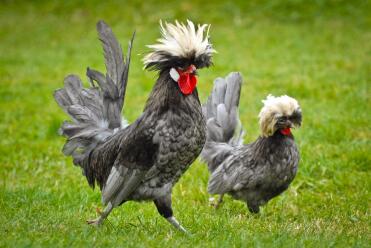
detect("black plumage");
top-left (201, 72), bottom-right (302, 213)
top-left (54, 20), bottom-right (214, 231)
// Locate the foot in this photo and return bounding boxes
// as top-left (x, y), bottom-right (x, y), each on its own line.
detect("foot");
top-left (87, 202), bottom-right (113, 227)
top-left (86, 217), bottom-right (103, 227)
top-left (214, 199), bottom-right (223, 209)
top-left (166, 216), bottom-right (189, 234)
top-left (209, 195), bottom-right (224, 209)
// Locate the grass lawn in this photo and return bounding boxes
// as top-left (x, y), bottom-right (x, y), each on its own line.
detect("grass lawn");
top-left (0, 0), bottom-right (370, 247)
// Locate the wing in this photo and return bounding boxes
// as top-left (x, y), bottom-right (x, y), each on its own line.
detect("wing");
top-left (101, 164), bottom-right (147, 207)
top-left (100, 119), bottom-right (159, 207)
top-left (207, 146), bottom-right (258, 194)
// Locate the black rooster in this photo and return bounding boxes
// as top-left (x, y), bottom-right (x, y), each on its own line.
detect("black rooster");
top-left (201, 72), bottom-right (301, 213)
top-left (54, 20), bottom-right (215, 231)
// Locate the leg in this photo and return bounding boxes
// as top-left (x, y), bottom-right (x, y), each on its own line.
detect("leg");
top-left (209, 194), bottom-right (224, 209)
top-left (247, 202), bottom-right (260, 214)
top-left (87, 202), bottom-right (114, 226)
top-left (215, 194), bottom-right (224, 209)
top-left (154, 194), bottom-right (188, 233)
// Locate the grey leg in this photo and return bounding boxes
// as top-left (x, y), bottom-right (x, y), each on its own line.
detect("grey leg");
top-left (247, 202), bottom-right (260, 214)
top-left (214, 194), bottom-right (224, 209)
top-left (210, 194), bottom-right (224, 209)
top-left (87, 202), bottom-right (113, 226)
top-left (154, 194), bottom-right (188, 233)
top-left (166, 216), bottom-right (188, 233)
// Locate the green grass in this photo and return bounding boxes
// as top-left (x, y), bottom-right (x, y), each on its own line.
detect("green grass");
top-left (1, 0), bottom-right (370, 247)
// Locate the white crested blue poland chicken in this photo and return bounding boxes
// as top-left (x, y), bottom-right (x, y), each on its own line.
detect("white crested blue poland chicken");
top-left (54, 20), bottom-right (215, 232)
top-left (201, 72), bottom-right (302, 213)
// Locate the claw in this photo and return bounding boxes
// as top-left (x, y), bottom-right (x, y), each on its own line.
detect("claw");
top-left (86, 208), bottom-right (103, 226)
top-left (86, 218), bottom-right (102, 227)
top-left (86, 202), bottom-right (113, 227)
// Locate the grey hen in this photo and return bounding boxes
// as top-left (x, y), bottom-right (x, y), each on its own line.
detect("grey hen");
top-left (201, 72), bottom-right (302, 213)
top-left (54, 20), bottom-right (215, 231)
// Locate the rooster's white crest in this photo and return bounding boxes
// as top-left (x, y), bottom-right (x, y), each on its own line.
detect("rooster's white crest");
top-left (143, 20), bottom-right (215, 67)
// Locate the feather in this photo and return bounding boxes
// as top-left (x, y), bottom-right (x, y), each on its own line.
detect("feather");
top-left (201, 72), bottom-right (244, 173)
top-left (224, 72), bottom-right (242, 112)
top-left (79, 88), bottom-right (104, 119)
top-left (64, 75), bottom-right (83, 105)
top-left (102, 166), bottom-right (147, 207)
top-left (54, 88), bottom-right (71, 110)
top-left (203, 72), bottom-right (243, 143)
top-left (213, 78), bottom-right (227, 106)
top-left (86, 68), bottom-right (112, 97)
top-left (143, 20), bottom-right (215, 68)
top-left (96, 20), bottom-right (125, 89)
top-left (60, 121), bottom-right (89, 137)
top-left (54, 21), bottom-right (135, 173)
top-left (206, 119), bottom-right (224, 143)
top-left (67, 105), bottom-right (99, 123)
top-left (97, 20), bottom-right (135, 110)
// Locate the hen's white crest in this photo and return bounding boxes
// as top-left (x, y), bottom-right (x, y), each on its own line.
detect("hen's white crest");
top-left (259, 95), bottom-right (301, 137)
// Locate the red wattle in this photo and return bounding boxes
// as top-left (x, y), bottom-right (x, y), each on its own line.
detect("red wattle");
top-left (280, 128), bottom-right (291, 136)
top-left (177, 73), bottom-right (197, 95)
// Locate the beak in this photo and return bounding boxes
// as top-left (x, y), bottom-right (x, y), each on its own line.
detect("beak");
top-left (186, 64), bottom-right (197, 74)
top-left (285, 120), bottom-right (293, 128)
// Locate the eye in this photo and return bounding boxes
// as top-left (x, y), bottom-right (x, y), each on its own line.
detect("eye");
top-left (277, 116), bottom-right (288, 123)
top-left (290, 111), bottom-right (302, 120)
top-left (289, 112), bottom-right (302, 125)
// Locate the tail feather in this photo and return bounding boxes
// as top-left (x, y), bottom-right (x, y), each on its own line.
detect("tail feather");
top-left (64, 75), bottom-right (84, 105)
top-left (86, 68), bottom-right (122, 129)
top-left (54, 75), bottom-right (83, 109)
top-left (54, 20), bottom-right (134, 167)
top-left (79, 88), bottom-right (104, 119)
top-left (97, 20), bottom-right (135, 112)
top-left (201, 72), bottom-right (244, 172)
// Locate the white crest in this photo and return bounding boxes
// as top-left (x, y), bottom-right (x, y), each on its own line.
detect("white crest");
top-left (258, 95), bottom-right (301, 137)
top-left (143, 20), bottom-right (215, 66)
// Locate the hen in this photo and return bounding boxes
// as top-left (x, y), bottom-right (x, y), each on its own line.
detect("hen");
top-left (201, 72), bottom-right (302, 213)
top-left (54, 20), bottom-right (214, 231)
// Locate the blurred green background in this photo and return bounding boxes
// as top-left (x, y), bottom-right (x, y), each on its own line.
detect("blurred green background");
top-left (0, 0), bottom-right (370, 247)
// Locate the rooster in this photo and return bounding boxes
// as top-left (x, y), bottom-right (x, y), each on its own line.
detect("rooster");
top-left (201, 72), bottom-right (301, 213)
top-left (54, 20), bottom-right (214, 232)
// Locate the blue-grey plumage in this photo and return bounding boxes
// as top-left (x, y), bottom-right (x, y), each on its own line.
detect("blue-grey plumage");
top-left (201, 72), bottom-right (302, 213)
top-left (54, 20), bottom-right (215, 231)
